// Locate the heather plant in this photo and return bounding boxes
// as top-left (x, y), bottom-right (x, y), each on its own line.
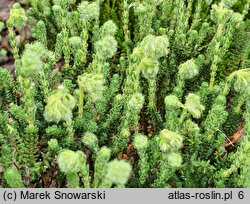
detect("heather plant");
top-left (0, 0), bottom-right (249, 188)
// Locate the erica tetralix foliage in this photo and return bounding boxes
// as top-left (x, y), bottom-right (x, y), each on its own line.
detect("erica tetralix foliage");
top-left (0, 0), bottom-right (249, 188)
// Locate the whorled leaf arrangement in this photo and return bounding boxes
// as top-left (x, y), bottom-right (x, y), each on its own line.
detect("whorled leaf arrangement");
top-left (0, 0), bottom-right (250, 188)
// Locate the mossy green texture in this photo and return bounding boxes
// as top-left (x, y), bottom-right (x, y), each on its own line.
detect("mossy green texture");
top-left (0, 0), bottom-right (250, 188)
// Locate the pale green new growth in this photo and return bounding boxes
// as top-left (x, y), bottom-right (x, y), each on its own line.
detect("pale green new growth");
top-left (222, 0), bottom-right (238, 8)
top-left (178, 59), bottom-right (199, 79)
top-left (44, 86), bottom-right (76, 123)
top-left (141, 57), bottom-right (159, 79)
top-left (57, 150), bottom-right (83, 173)
top-left (211, 3), bottom-right (232, 24)
top-left (95, 36), bottom-right (118, 59)
top-left (20, 42), bottom-right (46, 77)
top-left (157, 129), bottom-right (183, 152)
top-left (184, 93), bottom-right (205, 119)
top-left (228, 69), bottom-right (250, 92)
top-left (103, 159), bottom-right (132, 187)
top-left (57, 150), bottom-right (86, 187)
top-left (69, 37), bottom-right (82, 51)
top-left (99, 20), bottom-right (117, 38)
top-left (93, 147), bottom-right (111, 187)
top-left (1, 0), bottom-right (250, 188)
top-left (4, 168), bottom-right (24, 188)
top-left (141, 35), bottom-right (169, 59)
top-left (165, 95), bottom-right (183, 108)
top-left (78, 1), bottom-right (99, 21)
top-left (128, 93), bottom-right (145, 112)
top-left (53, 0), bottom-right (76, 7)
top-left (48, 139), bottom-right (59, 151)
top-left (82, 132), bottom-right (99, 153)
top-left (167, 152), bottom-right (182, 168)
top-left (7, 3), bottom-right (26, 29)
top-left (78, 73), bottom-right (104, 103)
top-left (134, 134), bottom-right (149, 151)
